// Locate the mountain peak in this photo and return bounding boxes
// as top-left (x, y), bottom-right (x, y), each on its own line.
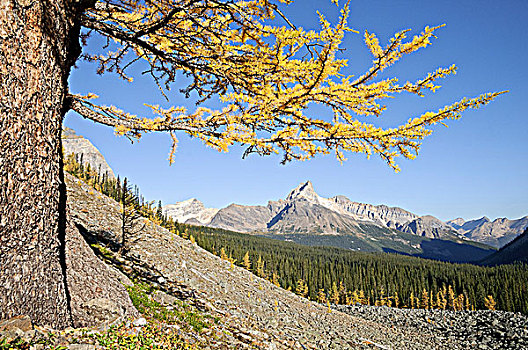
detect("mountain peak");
top-left (163, 198), bottom-right (218, 225)
top-left (298, 180), bottom-right (315, 193)
top-left (183, 197), bottom-right (202, 205)
top-left (62, 127), bottom-right (115, 178)
top-left (286, 181), bottom-right (319, 202)
top-left (448, 217), bottom-right (465, 224)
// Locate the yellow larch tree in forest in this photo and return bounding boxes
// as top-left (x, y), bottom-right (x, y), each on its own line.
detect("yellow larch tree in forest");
top-left (317, 289), bottom-right (328, 304)
top-left (295, 279), bottom-right (309, 298)
top-left (421, 288), bottom-right (429, 310)
top-left (220, 247), bottom-right (228, 260)
top-left (484, 295), bottom-right (496, 311)
top-left (242, 251), bottom-right (252, 270)
top-left (330, 282), bottom-right (340, 304)
top-left (256, 255), bottom-right (265, 278)
top-left (271, 272), bottom-right (281, 287)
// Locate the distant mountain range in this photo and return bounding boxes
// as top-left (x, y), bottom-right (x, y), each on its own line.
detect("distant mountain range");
top-left (167, 181), bottom-right (443, 235)
top-left (446, 216), bottom-right (528, 248)
top-left (61, 127), bottom-right (526, 262)
top-left (480, 228), bottom-right (528, 266)
top-left (164, 181), bottom-right (515, 262)
top-left (165, 181), bottom-right (527, 248)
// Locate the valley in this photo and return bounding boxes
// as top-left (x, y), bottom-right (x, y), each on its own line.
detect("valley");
top-left (17, 129), bottom-right (522, 349)
top-left (164, 180), bottom-right (528, 262)
top-left (53, 166), bottom-right (527, 349)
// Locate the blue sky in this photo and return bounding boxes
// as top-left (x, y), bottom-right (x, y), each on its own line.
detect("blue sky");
top-left (65, 0), bottom-right (527, 222)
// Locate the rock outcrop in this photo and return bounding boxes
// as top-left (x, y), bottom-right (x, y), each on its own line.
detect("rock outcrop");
top-left (62, 127), bottom-right (115, 178)
top-left (65, 174), bottom-right (138, 327)
top-left (398, 215), bottom-right (457, 239)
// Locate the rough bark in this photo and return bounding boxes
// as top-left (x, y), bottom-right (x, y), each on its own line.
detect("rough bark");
top-left (0, 0), bottom-right (86, 328)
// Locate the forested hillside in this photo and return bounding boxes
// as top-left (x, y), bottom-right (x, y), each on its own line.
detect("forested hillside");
top-left (189, 225), bottom-right (528, 314)
top-left (481, 228), bottom-right (528, 265)
top-left (64, 154), bottom-right (528, 315)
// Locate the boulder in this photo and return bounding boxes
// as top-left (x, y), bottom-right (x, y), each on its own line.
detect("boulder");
top-left (65, 212), bottom-right (138, 328)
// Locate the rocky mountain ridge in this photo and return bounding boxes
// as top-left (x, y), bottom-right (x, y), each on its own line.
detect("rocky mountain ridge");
top-left (164, 182), bottom-right (500, 262)
top-left (164, 198), bottom-right (219, 226)
top-left (446, 216), bottom-right (528, 248)
top-left (62, 127), bottom-right (115, 178)
top-left (166, 181), bottom-right (458, 239)
top-left (481, 227), bottom-right (528, 265)
top-left (165, 181), bottom-right (527, 248)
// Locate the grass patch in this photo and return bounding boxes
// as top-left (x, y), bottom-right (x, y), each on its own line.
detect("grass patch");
top-left (90, 322), bottom-right (197, 349)
top-left (126, 282), bottom-right (218, 333)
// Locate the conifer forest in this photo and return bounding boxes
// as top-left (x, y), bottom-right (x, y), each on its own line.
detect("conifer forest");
top-left (64, 153), bottom-right (528, 315)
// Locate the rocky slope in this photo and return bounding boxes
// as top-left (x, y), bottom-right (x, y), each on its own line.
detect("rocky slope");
top-left (335, 304), bottom-right (528, 350)
top-left (62, 127), bottom-right (115, 178)
top-left (398, 215), bottom-right (456, 239)
top-left (447, 216), bottom-right (528, 248)
top-left (60, 173), bottom-right (508, 349)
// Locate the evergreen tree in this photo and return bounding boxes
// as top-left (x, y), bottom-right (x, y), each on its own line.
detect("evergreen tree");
top-left (119, 178), bottom-right (143, 254)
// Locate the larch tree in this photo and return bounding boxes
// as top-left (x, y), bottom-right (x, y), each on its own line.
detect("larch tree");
top-left (0, 0), bottom-right (504, 328)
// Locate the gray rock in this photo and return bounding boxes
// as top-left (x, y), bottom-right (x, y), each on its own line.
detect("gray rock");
top-left (132, 318), bottom-right (147, 327)
top-left (334, 304), bottom-right (528, 350)
top-left (64, 203), bottom-right (138, 328)
top-left (62, 128), bottom-right (115, 179)
top-left (0, 315), bottom-right (32, 332)
top-left (0, 315), bottom-right (33, 342)
top-left (78, 298), bottom-right (124, 325)
top-left (151, 290), bottom-right (178, 306)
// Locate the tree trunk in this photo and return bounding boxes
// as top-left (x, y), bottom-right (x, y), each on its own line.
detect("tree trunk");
top-left (0, 0), bottom-right (85, 328)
